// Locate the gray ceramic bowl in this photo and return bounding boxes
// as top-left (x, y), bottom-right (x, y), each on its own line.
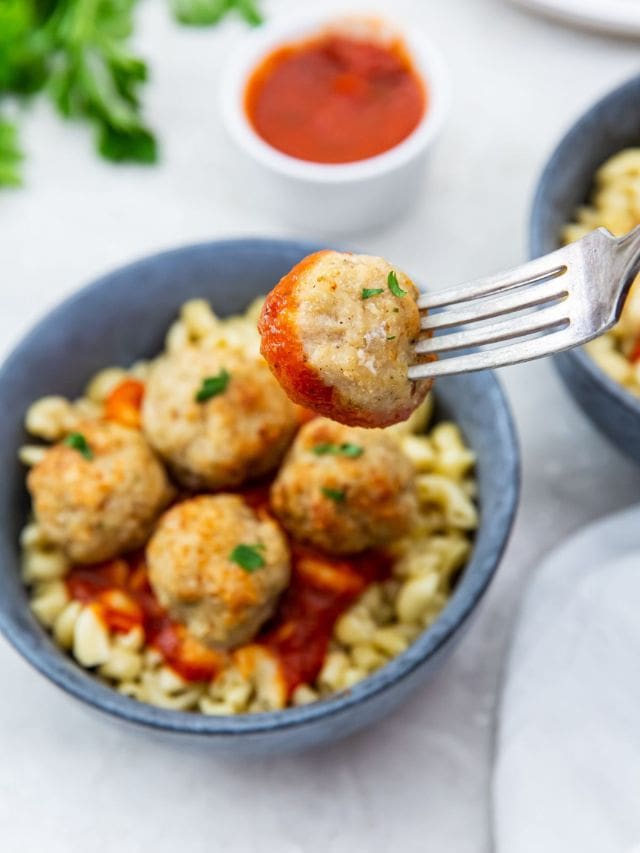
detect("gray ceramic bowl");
top-left (0, 238), bottom-right (519, 754)
top-left (530, 73), bottom-right (640, 464)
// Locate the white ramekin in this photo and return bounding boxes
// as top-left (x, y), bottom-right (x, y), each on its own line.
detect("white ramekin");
top-left (220, 12), bottom-right (450, 234)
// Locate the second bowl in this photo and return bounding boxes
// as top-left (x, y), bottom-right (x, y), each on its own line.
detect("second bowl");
top-left (530, 73), bottom-right (640, 464)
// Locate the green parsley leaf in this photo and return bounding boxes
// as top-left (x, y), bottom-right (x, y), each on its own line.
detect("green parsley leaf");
top-left (196, 369), bottom-right (231, 402)
top-left (45, 0), bottom-right (158, 166)
top-left (229, 543), bottom-right (266, 572)
top-left (387, 271), bottom-right (407, 298)
top-left (98, 125), bottom-right (157, 164)
top-left (362, 287), bottom-right (384, 300)
top-left (313, 443), bottom-right (363, 458)
top-left (0, 119), bottom-right (23, 187)
top-left (64, 432), bottom-right (93, 460)
top-left (321, 487), bottom-right (346, 503)
top-left (0, 0), bottom-right (264, 190)
top-left (172, 0), bottom-right (263, 26)
top-left (386, 335), bottom-right (396, 341)
top-left (0, 1), bottom-right (49, 97)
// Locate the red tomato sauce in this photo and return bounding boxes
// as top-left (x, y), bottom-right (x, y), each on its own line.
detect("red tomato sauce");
top-left (261, 545), bottom-right (391, 694)
top-left (66, 555), bottom-right (223, 682)
top-left (257, 251), bottom-right (337, 411)
top-left (245, 33), bottom-right (426, 164)
top-left (66, 536), bottom-right (391, 698)
top-left (104, 378), bottom-right (145, 430)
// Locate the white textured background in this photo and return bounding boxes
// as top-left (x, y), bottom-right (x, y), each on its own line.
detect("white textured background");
top-left (1, 1), bottom-right (639, 850)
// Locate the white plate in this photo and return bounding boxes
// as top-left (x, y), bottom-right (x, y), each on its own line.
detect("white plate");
top-left (509, 0), bottom-right (640, 37)
top-left (494, 503), bottom-right (640, 852)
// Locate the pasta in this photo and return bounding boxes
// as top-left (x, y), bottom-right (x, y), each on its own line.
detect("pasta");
top-left (20, 298), bottom-right (478, 715)
top-left (563, 148), bottom-right (640, 396)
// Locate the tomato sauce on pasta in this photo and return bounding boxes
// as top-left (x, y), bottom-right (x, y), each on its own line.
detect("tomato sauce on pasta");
top-left (65, 532), bottom-right (391, 697)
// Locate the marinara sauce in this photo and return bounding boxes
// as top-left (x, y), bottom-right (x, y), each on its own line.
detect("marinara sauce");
top-left (66, 544), bottom-right (391, 698)
top-left (245, 33), bottom-right (426, 164)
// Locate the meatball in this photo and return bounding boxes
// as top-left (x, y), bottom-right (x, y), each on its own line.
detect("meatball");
top-left (258, 251), bottom-right (433, 428)
top-left (27, 420), bottom-right (173, 564)
top-left (271, 418), bottom-right (418, 554)
top-left (142, 345), bottom-right (299, 490)
top-left (147, 494), bottom-right (291, 649)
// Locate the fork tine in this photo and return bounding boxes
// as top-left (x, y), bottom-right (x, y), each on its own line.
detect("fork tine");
top-left (421, 276), bottom-right (569, 331)
top-left (417, 253), bottom-right (568, 310)
top-left (408, 327), bottom-right (578, 380)
top-left (414, 302), bottom-right (570, 355)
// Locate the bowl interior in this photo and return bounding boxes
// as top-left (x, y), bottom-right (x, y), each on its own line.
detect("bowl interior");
top-left (0, 238), bottom-right (519, 736)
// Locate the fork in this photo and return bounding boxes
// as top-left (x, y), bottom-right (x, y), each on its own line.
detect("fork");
top-left (408, 226), bottom-right (640, 380)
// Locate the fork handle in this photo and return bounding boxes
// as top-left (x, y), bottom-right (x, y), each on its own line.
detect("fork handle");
top-left (613, 224), bottom-right (640, 317)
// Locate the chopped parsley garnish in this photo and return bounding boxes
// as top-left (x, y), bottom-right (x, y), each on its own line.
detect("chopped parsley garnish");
top-left (229, 543), bottom-right (265, 572)
top-left (321, 487), bottom-right (346, 503)
top-left (362, 287), bottom-right (384, 300)
top-left (386, 335), bottom-right (396, 341)
top-left (387, 271), bottom-right (407, 298)
top-left (64, 432), bottom-right (93, 460)
top-left (195, 369), bottom-right (230, 402)
top-left (313, 443), bottom-right (363, 458)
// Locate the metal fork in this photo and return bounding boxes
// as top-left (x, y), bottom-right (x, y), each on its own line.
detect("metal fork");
top-left (408, 226), bottom-right (640, 380)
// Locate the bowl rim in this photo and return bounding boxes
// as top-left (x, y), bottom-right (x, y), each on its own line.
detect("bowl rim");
top-left (219, 11), bottom-right (450, 184)
top-left (529, 71), bottom-right (640, 420)
top-left (0, 237), bottom-right (520, 737)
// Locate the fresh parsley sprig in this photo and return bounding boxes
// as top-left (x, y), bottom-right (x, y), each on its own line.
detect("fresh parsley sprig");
top-left (195, 369), bottom-right (231, 402)
top-left (46, 0), bottom-right (157, 164)
top-left (0, 118), bottom-right (23, 186)
top-left (172, 0), bottom-right (263, 26)
top-left (0, 0), bottom-right (263, 186)
top-left (313, 442), bottom-right (363, 458)
top-left (362, 287), bottom-right (384, 300)
top-left (229, 543), bottom-right (265, 572)
top-left (321, 487), bottom-right (346, 503)
top-left (387, 271), bottom-right (407, 298)
top-left (64, 431), bottom-right (93, 460)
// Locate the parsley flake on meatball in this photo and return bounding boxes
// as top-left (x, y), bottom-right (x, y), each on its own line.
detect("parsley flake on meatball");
top-left (142, 345), bottom-right (299, 490)
top-left (147, 494), bottom-right (291, 650)
top-left (27, 420), bottom-right (173, 564)
top-left (270, 418), bottom-right (418, 554)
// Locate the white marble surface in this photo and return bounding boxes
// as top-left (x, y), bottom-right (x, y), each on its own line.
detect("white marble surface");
top-left (0, 2), bottom-right (639, 851)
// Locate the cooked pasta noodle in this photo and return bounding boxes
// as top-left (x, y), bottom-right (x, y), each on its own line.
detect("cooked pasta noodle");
top-left (563, 148), bottom-right (640, 396)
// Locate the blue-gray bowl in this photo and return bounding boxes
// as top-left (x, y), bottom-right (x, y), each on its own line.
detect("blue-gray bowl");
top-left (530, 73), bottom-right (640, 464)
top-left (0, 238), bottom-right (519, 754)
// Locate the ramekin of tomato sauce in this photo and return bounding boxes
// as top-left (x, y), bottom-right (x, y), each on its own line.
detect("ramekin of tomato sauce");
top-left (220, 14), bottom-right (449, 233)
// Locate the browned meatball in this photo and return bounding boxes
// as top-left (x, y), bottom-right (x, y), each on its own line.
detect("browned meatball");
top-left (141, 345), bottom-right (299, 490)
top-left (259, 251), bottom-right (433, 428)
top-left (271, 418), bottom-right (418, 554)
top-left (27, 420), bottom-right (173, 564)
top-left (147, 495), bottom-right (291, 649)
